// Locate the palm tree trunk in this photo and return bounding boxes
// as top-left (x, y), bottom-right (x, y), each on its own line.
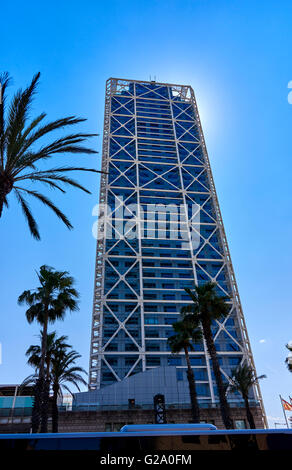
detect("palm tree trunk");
top-left (244, 395), bottom-right (256, 429)
top-left (31, 378), bottom-right (42, 433)
top-left (39, 311), bottom-right (49, 381)
top-left (40, 378), bottom-right (50, 433)
top-left (39, 309), bottom-right (49, 433)
top-left (202, 319), bottom-right (233, 429)
top-left (40, 358), bottom-right (51, 433)
top-left (0, 173), bottom-right (13, 217)
top-left (52, 383), bottom-right (59, 433)
top-left (184, 346), bottom-right (200, 423)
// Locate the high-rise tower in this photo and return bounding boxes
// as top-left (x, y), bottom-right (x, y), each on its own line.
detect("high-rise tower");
top-left (89, 78), bottom-right (265, 425)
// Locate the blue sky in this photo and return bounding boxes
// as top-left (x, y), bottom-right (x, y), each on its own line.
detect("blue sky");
top-left (1, 0), bottom-right (292, 427)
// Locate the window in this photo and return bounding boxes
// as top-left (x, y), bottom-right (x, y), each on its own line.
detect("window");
top-left (163, 294), bottom-right (175, 300)
top-left (145, 293), bottom-right (157, 299)
top-left (164, 317), bottom-right (176, 325)
top-left (104, 317), bottom-right (116, 325)
top-left (106, 344), bottom-right (118, 351)
top-left (144, 305), bottom-right (157, 312)
top-left (125, 344), bottom-right (138, 351)
top-left (196, 384), bottom-right (209, 395)
top-left (194, 369), bottom-right (207, 380)
top-left (145, 317), bottom-right (158, 324)
top-left (190, 357), bottom-right (205, 366)
top-left (103, 330), bottom-right (116, 338)
top-left (234, 420), bottom-right (246, 429)
top-left (146, 343), bottom-right (160, 351)
top-left (163, 306), bottom-right (176, 312)
top-left (168, 357), bottom-right (181, 366)
top-left (127, 317), bottom-right (139, 324)
top-left (146, 330), bottom-right (159, 338)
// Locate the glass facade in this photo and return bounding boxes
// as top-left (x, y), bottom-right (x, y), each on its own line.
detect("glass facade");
top-left (89, 79), bottom-right (264, 413)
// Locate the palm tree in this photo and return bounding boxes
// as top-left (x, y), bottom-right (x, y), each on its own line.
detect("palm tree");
top-left (168, 317), bottom-right (202, 423)
top-left (18, 265), bottom-right (79, 433)
top-left (26, 331), bottom-right (70, 377)
top-left (182, 281), bottom-right (233, 429)
top-left (229, 363), bottom-right (266, 429)
top-left (0, 71), bottom-right (100, 239)
top-left (24, 333), bottom-right (85, 433)
top-left (25, 331), bottom-right (68, 428)
top-left (50, 347), bottom-right (87, 433)
top-left (26, 331), bottom-right (70, 428)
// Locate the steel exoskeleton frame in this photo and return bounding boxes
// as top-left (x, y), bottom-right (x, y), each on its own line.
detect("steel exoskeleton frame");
top-left (89, 78), bottom-right (267, 427)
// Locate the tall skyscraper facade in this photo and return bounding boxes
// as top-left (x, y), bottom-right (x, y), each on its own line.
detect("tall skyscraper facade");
top-left (89, 78), bottom-right (265, 422)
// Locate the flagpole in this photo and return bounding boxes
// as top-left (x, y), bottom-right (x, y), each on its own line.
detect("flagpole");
top-left (280, 395), bottom-right (289, 428)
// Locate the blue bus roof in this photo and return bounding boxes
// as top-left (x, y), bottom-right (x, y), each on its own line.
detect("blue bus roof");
top-left (0, 428), bottom-right (292, 439)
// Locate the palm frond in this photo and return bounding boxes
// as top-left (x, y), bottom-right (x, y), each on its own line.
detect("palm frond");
top-left (17, 174), bottom-right (91, 194)
top-left (29, 178), bottom-right (66, 193)
top-left (6, 73), bottom-right (40, 166)
top-left (15, 189), bottom-right (40, 239)
top-left (12, 135), bottom-right (98, 174)
top-left (20, 373), bottom-right (38, 388)
top-left (0, 72), bottom-right (12, 164)
top-left (19, 113), bottom-right (47, 143)
top-left (15, 187), bottom-right (73, 230)
top-left (14, 116), bottom-right (91, 160)
top-left (184, 287), bottom-right (198, 304)
top-left (15, 166), bottom-right (99, 182)
top-left (0, 72), bottom-right (100, 239)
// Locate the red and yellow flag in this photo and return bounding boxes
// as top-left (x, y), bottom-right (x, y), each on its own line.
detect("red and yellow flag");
top-left (282, 398), bottom-right (292, 411)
